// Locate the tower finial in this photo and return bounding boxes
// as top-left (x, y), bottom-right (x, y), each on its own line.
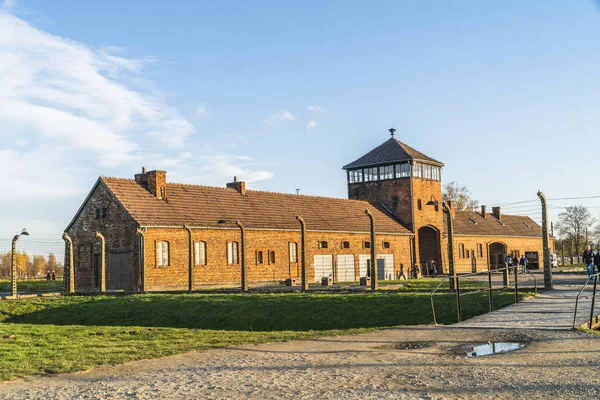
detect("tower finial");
top-left (389, 128), bottom-right (396, 138)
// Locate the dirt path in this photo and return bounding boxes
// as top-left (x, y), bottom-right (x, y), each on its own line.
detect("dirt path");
top-left (2, 273), bottom-right (600, 399)
top-left (1, 325), bottom-right (599, 399)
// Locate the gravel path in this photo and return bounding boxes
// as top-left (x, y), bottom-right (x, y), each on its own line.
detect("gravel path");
top-left (1, 326), bottom-right (599, 399)
top-left (2, 273), bottom-right (600, 399)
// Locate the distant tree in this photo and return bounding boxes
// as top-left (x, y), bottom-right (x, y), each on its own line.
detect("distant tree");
top-left (556, 205), bottom-right (596, 256)
top-left (47, 253), bottom-right (57, 271)
top-left (442, 182), bottom-right (479, 211)
top-left (32, 255), bottom-right (47, 278)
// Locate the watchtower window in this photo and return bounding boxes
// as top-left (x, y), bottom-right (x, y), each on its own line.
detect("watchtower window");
top-left (379, 165), bottom-right (393, 180)
top-left (394, 163), bottom-right (410, 178)
top-left (364, 167), bottom-right (378, 182)
top-left (349, 169), bottom-right (363, 184)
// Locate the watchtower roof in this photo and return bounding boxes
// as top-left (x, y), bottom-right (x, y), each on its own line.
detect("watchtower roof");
top-left (343, 137), bottom-right (444, 170)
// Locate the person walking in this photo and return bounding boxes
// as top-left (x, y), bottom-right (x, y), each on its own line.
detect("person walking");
top-left (505, 255), bottom-right (513, 270)
top-left (594, 250), bottom-right (600, 275)
top-left (520, 254), bottom-right (528, 274)
top-left (398, 263), bottom-right (407, 280)
top-left (583, 245), bottom-right (595, 277)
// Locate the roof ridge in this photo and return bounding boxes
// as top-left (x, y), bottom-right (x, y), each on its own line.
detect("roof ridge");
top-left (101, 176), bottom-right (371, 204)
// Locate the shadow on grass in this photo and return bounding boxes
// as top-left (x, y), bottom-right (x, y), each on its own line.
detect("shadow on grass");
top-left (0, 292), bottom-right (527, 332)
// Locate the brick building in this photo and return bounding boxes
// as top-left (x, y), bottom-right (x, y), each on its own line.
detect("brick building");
top-left (64, 130), bottom-right (549, 292)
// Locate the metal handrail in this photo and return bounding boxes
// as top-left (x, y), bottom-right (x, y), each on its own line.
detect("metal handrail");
top-left (430, 275), bottom-right (449, 325)
top-left (430, 266), bottom-right (539, 325)
top-left (573, 273), bottom-right (600, 328)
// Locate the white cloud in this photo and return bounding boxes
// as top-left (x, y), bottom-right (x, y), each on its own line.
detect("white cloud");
top-left (308, 105), bottom-right (326, 115)
top-left (195, 104), bottom-right (212, 120)
top-left (307, 121), bottom-right (318, 131)
top-left (0, 10), bottom-right (195, 196)
top-left (263, 110), bottom-right (296, 125)
top-left (0, 0), bottom-right (16, 12)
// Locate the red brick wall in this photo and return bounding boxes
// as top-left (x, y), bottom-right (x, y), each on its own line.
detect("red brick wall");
top-left (142, 227), bottom-right (413, 291)
top-left (348, 178), bottom-right (413, 229)
top-left (66, 182), bottom-right (139, 292)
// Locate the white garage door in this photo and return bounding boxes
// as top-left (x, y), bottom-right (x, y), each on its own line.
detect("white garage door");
top-left (377, 254), bottom-right (395, 280)
top-left (337, 255), bottom-right (356, 282)
top-left (314, 255), bottom-right (333, 282)
top-left (359, 254), bottom-right (370, 278)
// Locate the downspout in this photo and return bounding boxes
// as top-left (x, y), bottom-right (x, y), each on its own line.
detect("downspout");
top-left (136, 227), bottom-right (147, 292)
top-left (95, 232), bottom-right (106, 292)
top-left (63, 232), bottom-right (74, 294)
top-left (296, 216), bottom-right (308, 291)
top-left (365, 208), bottom-right (377, 291)
top-left (183, 224), bottom-right (194, 292)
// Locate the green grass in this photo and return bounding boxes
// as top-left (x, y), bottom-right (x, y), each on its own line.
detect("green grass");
top-left (0, 279), bottom-right (63, 293)
top-left (381, 278), bottom-right (487, 291)
top-left (0, 291), bottom-right (531, 380)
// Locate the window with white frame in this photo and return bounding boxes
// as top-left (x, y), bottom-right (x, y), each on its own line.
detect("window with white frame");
top-left (349, 169), bottom-right (363, 184)
top-left (289, 242), bottom-right (298, 263)
top-left (364, 167), bottom-right (378, 182)
top-left (394, 163), bottom-right (410, 178)
top-left (156, 241), bottom-right (170, 266)
top-left (227, 241), bottom-right (239, 265)
top-left (413, 163), bottom-right (422, 178)
top-left (194, 241), bottom-right (207, 265)
top-left (379, 165), bottom-right (393, 180)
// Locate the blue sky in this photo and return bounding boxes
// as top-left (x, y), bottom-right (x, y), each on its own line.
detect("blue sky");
top-left (2, 0), bottom-right (600, 259)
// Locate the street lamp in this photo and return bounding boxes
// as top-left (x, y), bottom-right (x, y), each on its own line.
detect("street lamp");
top-left (11, 228), bottom-right (29, 298)
top-left (217, 218), bottom-right (247, 292)
top-left (425, 197), bottom-right (456, 292)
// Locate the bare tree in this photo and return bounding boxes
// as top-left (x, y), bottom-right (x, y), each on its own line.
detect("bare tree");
top-left (47, 253), bottom-right (57, 271)
top-left (442, 181), bottom-right (479, 211)
top-left (555, 205), bottom-right (596, 256)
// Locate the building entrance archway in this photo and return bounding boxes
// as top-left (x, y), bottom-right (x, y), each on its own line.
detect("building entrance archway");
top-left (489, 242), bottom-right (507, 270)
top-left (418, 226), bottom-right (441, 274)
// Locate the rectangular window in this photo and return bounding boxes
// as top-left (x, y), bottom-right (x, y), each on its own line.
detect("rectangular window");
top-left (379, 165), bottom-right (393, 180)
top-left (478, 244), bottom-right (483, 258)
top-left (156, 241), bottom-right (169, 266)
top-left (194, 241), bottom-right (207, 265)
top-left (289, 242), bottom-right (298, 263)
top-left (349, 169), bottom-right (363, 184)
top-left (417, 199), bottom-right (422, 210)
top-left (95, 208), bottom-right (101, 219)
top-left (413, 163), bottom-right (422, 178)
top-left (269, 250), bottom-right (275, 264)
top-left (364, 167), bottom-right (378, 182)
top-left (466, 249), bottom-right (470, 259)
top-left (102, 208), bottom-right (108, 218)
top-left (256, 250), bottom-right (263, 265)
top-left (364, 241), bottom-right (371, 249)
top-left (394, 163), bottom-right (410, 178)
top-left (227, 241), bottom-right (239, 265)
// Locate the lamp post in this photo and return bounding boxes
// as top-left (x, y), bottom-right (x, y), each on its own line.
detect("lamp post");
top-left (217, 219), bottom-right (247, 292)
top-left (11, 228), bottom-right (29, 298)
top-left (426, 198), bottom-right (455, 292)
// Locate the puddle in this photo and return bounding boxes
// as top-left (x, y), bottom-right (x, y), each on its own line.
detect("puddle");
top-left (466, 342), bottom-right (525, 357)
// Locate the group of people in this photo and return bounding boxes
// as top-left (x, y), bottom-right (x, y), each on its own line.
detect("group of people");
top-left (505, 254), bottom-right (529, 274)
top-left (45, 271), bottom-right (56, 281)
top-left (582, 245), bottom-right (600, 277)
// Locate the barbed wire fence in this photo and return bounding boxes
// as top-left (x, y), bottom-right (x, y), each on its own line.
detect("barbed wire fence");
top-left (0, 233), bottom-right (64, 295)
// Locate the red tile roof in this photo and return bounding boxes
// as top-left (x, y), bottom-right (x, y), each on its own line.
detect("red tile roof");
top-left (450, 210), bottom-right (542, 238)
top-left (101, 177), bottom-right (412, 235)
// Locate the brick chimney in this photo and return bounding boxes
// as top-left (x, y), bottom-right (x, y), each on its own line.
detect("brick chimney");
top-left (481, 205), bottom-right (487, 218)
top-left (135, 168), bottom-right (167, 200)
top-left (492, 206), bottom-right (502, 221)
top-left (226, 176), bottom-right (246, 195)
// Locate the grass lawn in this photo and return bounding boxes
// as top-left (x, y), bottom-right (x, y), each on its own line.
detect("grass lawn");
top-left (0, 279), bottom-right (63, 293)
top-left (0, 290), bottom-right (530, 380)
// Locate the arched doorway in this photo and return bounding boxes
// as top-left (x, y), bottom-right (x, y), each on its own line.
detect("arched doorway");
top-left (418, 226), bottom-right (441, 274)
top-left (489, 242), bottom-right (507, 270)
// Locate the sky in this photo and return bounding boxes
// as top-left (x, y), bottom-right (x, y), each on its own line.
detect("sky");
top-left (2, 0), bottom-right (600, 261)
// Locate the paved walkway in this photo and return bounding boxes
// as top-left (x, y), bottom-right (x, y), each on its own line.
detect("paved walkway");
top-left (455, 272), bottom-right (600, 330)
